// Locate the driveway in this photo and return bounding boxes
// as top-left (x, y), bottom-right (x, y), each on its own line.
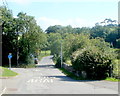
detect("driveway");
top-left (1, 56), bottom-right (119, 94)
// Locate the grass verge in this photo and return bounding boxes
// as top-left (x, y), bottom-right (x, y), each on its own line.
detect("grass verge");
top-left (59, 68), bottom-right (86, 80)
top-left (0, 66), bottom-right (18, 77)
top-left (104, 77), bottom-right (120, 82)
top-left (59, 68), bottom-right (120, 82)
top-left (65, 60), bottom-right (72, 65)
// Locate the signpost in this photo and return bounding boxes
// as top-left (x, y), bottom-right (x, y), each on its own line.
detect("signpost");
top-left (8, 53), bottom-right (12, 70)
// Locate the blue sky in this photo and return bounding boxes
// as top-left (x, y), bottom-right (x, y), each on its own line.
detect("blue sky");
top-left (0, 0), bottom-right (119, 30)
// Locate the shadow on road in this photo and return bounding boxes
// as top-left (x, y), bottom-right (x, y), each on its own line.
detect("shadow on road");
top-left (36, 64), bottom-right (55, 68)
top-left (47, 75), bottom-right (101, 82)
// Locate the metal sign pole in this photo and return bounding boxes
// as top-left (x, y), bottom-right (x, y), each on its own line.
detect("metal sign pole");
top-left (8, 53), bottom-right (12, 70)
top-left (9, 58), bottom-right (11, 70)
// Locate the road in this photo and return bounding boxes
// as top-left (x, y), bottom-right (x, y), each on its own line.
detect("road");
top-left (1, 56), bottom-right (119, 94)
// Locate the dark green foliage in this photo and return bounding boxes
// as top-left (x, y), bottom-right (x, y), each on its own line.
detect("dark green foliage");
top-left (1, 6), bottom-right (18, 66)
top-left (55, 57), bottom-right (61, 68)
top-left (1, 6), bottom-right (47, 66)
top-left (45, 25), bottom-right (63, 34)
top-left (90, 23), bottom-right (119, 48)
top-left (53, 54), bottom-right (65, 68)
top-left (71, 46), bottom-right (114, 80)
top-left (105, 27), bottom-right (119, 47)
top-left (2, 5), bottom-right (119, 80)
top-left (46, 23), bottom-right (118, 80)
top-left (114, 49), bottom-right (120, 59)
top-left (90, 26), bottom-right (107, 38)
top-left (115, 39), bottom-right (120, 48)
top-left (53, 55), bottom-right (61, 68)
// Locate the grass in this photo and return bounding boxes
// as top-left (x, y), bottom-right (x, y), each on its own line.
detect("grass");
top-left (65, 60), bottom-right (72, 65)
top-left (59, 68), bottom-right (120, 82)
top-left (0, 66), bottom-right (18, 77)
top-left (104, 77), bottom-right (120, 82)
top-left (59, 68), bottom-right (86, 80)
top-left (38, 50), bottom-right (51, 60)
top-left (2, 63), bottom-right (36, 68)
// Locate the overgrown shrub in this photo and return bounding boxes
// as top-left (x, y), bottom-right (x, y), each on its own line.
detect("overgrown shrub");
top-left (114, 49), bottom-right (120, 59)
top-left (71, 46), bottom-right (115, 79)
top-left (18, 53), bottom-right (34, 67)
top-left (55, 56), bottom-right (61, 68)
top-left (112, 59), bottom-right (120, 79)
top-left (18, 64), bottom-right (35, 68)
top-left (53, 54), bottom-right (65, 68)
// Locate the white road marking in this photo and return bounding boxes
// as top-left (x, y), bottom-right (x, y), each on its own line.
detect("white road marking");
top-left (34, 79), bottom-right (38, 83)
top-left (0, 87), bottom-right (6, 96)
top-left (50, 79), bottom-right (53, 83)
top-left (27, 79), bottom-right (34, 83)
top-left (43, 79), bottom-right (50, 83)
top-left (26, 76), bottom-right (54, 84)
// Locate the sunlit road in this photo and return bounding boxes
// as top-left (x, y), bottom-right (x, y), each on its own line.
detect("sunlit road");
top-left (1, 56), bottom-right (118, 94)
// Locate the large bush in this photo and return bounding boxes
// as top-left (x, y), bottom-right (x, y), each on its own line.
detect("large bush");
top-left (112, 59), bottom-right (120, 79)
top-left (53, 54), bottom-right (65, 68)
top-left (71, 46), bottom-right (115, 79)
top-left (55, 56), bottom-right (61, 68)
top-left (114, 49), bottom-right (120, 59)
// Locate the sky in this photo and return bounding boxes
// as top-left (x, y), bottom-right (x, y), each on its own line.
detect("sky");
top-left (0, 0), bottom-right (119, 31)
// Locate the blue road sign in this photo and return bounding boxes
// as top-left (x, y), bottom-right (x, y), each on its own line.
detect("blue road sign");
top-left (8, 54), bottom-right (12, 59)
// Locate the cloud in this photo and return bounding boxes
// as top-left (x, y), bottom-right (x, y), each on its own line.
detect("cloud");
top-left (36, 17), bottom-right (63, 30)
top-left (13, 16), bottom-right (18, 18)
top-left (36, 17), bottom-right (95, 31)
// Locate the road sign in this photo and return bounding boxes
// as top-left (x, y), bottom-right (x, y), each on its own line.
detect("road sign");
top-left (8, 53), bottom-right (12, 59)
top-left (8, 53), bottom-right (12, 70)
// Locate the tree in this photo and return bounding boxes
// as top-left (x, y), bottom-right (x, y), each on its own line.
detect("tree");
top-left (1, 6), bottom-right (47, 66)
top-left (73, 27), bottom-right (90, 34)
top-left (47, 33), bottom-right (62, 55)
top-left (105, 27), bottom-right (119, 47)
top-left (17, 12), bottom-right (47, 64)
top-left (63, 33), bottom-right (90, 61)
top-left (45, 25), bottom-right (63, 34)
top-left (100, 18), bottom-right (117, 26)
top-left (1, 6), bottom-right (18, 66)
top-left (90, 25), bottom-right (108, 39)
top-left (115, 39), bottom-right (120, 48)
top-left (45, 25), bottom-right (74, 34)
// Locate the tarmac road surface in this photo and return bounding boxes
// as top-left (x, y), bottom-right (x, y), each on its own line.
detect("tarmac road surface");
top-left (1, 56), bottom-right (119, 94)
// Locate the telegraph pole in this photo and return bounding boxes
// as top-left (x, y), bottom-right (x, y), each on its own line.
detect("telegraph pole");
top-left (61, 41), bottom-right (63, 68)
top-left (60, 29), bottom-right (63, 68)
